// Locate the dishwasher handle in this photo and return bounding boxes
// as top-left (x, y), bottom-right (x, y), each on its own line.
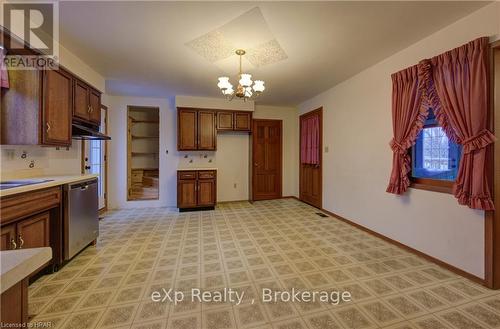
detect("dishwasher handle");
top-left (69, 179), bottom-right (98, 190)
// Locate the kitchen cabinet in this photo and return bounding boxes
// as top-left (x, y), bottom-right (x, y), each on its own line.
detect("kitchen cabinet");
top-left (177, 170), bottom-right (217, 210)
top-left (178, 109), bottom-right (198, 150)
top-left (0, 212), bottom-right (50, 251)
top-left (1, 224), bottom-right (16, 250)
top-left (234, 112), bottom-right (252, 131)
top-left (198, 111), bottom-right (216, 150)
top-left (16, 212), bottom-right (50, 249)
top-left (177, 108), bottom-right (252, 150)
top-left (0, 187), bottom-right (61, 268)
top-left (217, 111), bottom-right (234, 130)
top-left (42, 69), bottom-right (73, 146)
top-left (177, 108), bottom-right (216, 151)
top-left (216, 111), bottom-right (252, 132)
top-left (1, 68), bottom-right (72, 146)
top-left (73, 79), bottom-right (101, 125)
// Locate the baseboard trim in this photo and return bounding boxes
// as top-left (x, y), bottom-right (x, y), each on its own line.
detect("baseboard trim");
top-left (293, 197), bottom-right (486, 286)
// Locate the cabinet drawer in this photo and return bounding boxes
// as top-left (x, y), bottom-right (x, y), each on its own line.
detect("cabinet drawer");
top-left (198, 171), bottom-right (216, 179)
top-left (0, 187), bottom-right (61, 224)
top-left (178, 171), bottom-right (197, 180)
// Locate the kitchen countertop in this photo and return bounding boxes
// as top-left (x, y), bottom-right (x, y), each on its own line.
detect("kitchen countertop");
top-left (0, 247), bottom-right (52, 293)
top-left (177, 168), bottom-right (217, 171)
top-left (0, 174), bottom-right (99, 198)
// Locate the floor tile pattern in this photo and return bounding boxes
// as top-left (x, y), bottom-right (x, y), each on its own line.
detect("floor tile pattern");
top-left (27, 199), bottom-right (500, 328)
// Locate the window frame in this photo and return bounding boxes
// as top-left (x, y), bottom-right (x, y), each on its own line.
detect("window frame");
top-left (409, 120), bottom-right (457, 194)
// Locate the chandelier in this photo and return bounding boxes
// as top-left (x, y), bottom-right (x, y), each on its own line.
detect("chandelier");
top-left (217, 49), bottom-right (265, 101)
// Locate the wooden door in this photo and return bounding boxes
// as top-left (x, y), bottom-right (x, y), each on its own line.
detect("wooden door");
top-left (299, 108), bottom-right (322, 208)
top-left (178, 180), bottom-right (197, 208)
top-left (252, 120), bottom-right (282, 200)
top-left (89, 89), bottom-right (101, 124)
top-left (234, 112), bottom-right (252, 131)
top-left (178, 109), bottom-right (197, 150)
top-left (16, 212), bottom-right (50, 249)
top-left (217, 111), bottom-right (233, 130)
top-left (42, 69), bottom-right (72, 146)
top-left (198, 180), bottom-right (216, 206)
top-left (0, 224), bottom-right (17, 250)
top-left (198, 110), bottom-right (216, 150)
top-left (73, 80), bottom-right (89, 121)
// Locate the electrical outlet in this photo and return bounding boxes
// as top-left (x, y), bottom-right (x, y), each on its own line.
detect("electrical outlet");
top-left (325, 146), bottom-right (329, 153)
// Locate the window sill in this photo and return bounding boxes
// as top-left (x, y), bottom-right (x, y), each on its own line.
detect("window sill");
top-left (409, 178), bottom-right (453, 194)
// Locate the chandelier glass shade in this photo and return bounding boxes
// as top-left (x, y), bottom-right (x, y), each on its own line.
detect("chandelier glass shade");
top-left (217, 49), bottom-right (265, 101)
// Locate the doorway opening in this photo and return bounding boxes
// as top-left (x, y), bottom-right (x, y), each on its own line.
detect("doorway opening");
top-left (82, 105), bottom-right (108, 211)
top-left (251, 119), bottom-right (283, 201)
top-left (299, 107), bottom-right (323, 209)
top-left (127, 106), bottom-right (160, 201)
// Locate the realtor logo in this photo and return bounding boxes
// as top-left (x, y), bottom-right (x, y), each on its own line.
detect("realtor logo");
top-left (2, 1), bottom-right (58, 56)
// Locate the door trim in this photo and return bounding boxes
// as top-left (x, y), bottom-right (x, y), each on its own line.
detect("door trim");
top-left (251, 119), bottom-right (283, 201)
top-left (299, 107), bottom-right (323, 209)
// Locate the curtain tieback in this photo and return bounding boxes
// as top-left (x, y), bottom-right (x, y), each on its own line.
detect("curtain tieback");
top-left (461, 129), bottom-right (497, 154)
top-left (389, 139), bottom-right (407, 154)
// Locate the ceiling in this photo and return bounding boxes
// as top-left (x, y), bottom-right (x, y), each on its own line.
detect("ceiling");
top-left (58, 1), bottom-right (489, 105)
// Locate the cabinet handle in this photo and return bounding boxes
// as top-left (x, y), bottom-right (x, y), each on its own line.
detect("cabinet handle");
top-left (18, 234), bottom-right (24, 248)
top-left (90, 106), bottom-right (94, 113)
top-left (10, 238), bottom-right (17, 250)
top-left (87, 105), bottom-right (91, 113)
top-left (46, 122), bottom-right (51, 132)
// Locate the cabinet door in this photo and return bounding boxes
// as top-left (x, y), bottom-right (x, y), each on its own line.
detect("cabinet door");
top-left (0, 224), bottom-right (17, 250)
top-left (198, 111), bottom-right (216, 150)
top-left (217, 111), bottom-right (233, 131)
top-left (178, 109), bottom-right (197, 150)
top-left (73, 80), bottom-right (89, 121)
top-left (197, 179), bottom-right (216, 206)
top-left (178, 180), bottom-right (197, 208)
top-left (234, 112), bottom-right (252, 131)
top-left (89, 89), bottom-right (101, 124)
top-left (16, 212), bottom-right (50, 249)
top-left (42, 69), bottom-right (72, 146)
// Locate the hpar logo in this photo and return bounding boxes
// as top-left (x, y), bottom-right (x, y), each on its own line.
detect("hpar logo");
top-left (1, 1), bottom-right (59, 69)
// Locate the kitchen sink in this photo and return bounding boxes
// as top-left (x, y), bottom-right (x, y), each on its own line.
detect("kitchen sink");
top-left (0, 179), bottom-right (54, 190)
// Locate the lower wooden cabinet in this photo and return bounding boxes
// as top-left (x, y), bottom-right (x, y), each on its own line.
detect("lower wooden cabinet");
top-left (0, 212), bottom-right (50, 251)
top-left (0, 224), bottom-right (16, 250)
top-left (177, 170), bottom-right (216, 210)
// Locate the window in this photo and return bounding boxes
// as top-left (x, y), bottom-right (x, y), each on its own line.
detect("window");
top-left (411, 109), bottom-right (461, 192)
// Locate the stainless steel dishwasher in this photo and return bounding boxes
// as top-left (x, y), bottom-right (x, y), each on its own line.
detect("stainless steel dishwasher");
top-left (64, 178), bottom-right (99, 260)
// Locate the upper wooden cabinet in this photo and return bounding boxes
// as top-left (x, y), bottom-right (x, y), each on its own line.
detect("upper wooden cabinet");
top-left (216, 110), bottom-right (252, 132)
top-left (1, 68), bottom-right (72, 146)
top-left (234, 112), bottom-right (252, 131)
top-left (42, 69), bottom-right (72, 146)
top-left (178, 108), bottom-right (216, 151)
top-left (73, 79), bottom-right (101, 125)
top-left (178, 108), bottom-right (252, 150)
top-left (217, 111), bottom-right (234, 131)
top-left (198, 111), bottom-right (216, 150)
top-left (1, 67), bottom-right (102, 146)
top-left (178, 109), bottom-right (198, 150)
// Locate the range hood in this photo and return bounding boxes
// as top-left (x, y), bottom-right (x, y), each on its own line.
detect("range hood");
top-left (72, 123), bottom-right (111, 140)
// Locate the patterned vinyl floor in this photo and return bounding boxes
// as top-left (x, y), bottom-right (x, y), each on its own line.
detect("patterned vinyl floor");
top-left (27, 199), bottom-right (500, 329)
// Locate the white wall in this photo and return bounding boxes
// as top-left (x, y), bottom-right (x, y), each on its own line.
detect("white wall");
top-left (105, 95), bottom-right (298, 209)
top-left (254, 105), bottom-right (299, 197)
top-left (298, 2), bottom-right (500, 279)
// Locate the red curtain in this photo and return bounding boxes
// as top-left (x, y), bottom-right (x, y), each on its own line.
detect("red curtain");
top-left (301, 115), bottom-right (320, 165)
top-left (386, 65), bottom-right (428, 194)
top-left (422, 37), bottom-right (495, 210)
top-left (0, 49), bottom-right (8, 89)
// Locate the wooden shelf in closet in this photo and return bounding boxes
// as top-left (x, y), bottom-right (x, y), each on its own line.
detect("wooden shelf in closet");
top-left (131, 135), bottom-right (159, 139)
